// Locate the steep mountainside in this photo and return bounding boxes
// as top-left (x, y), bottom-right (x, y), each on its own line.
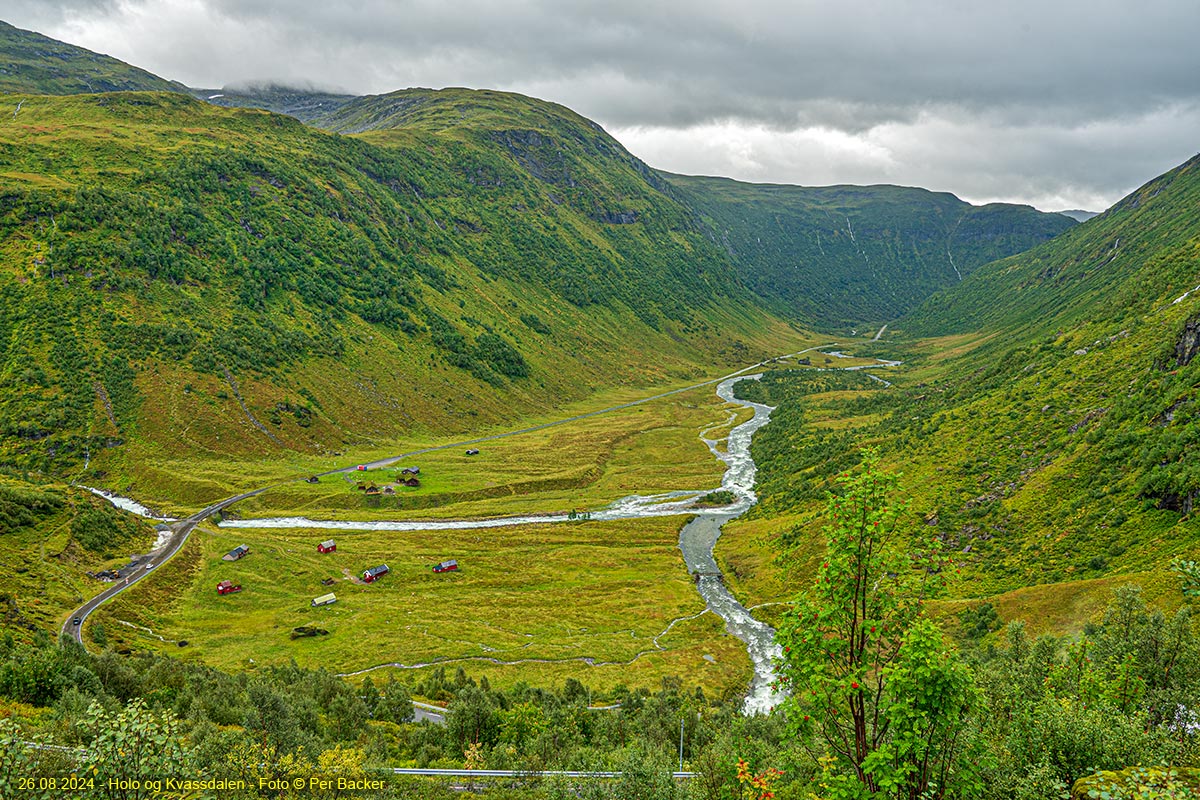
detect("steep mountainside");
top-left (731, 153), bottom-right (1200, 608)
top-left (667, 174), bottom-right (1075, 329)
top-left (907, 153), bottom-right (1200, 339)
top-left (0, 20), bottom-right (185, 95)
top-left (0, 90), bottom-right (794, 504)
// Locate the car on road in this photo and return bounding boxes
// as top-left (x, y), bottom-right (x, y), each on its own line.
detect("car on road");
top-left (145, 563), bottom-right (155, 570)
top-left (72, 618), bottom-right (81, 626)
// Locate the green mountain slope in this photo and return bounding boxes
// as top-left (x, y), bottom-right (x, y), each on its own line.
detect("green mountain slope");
top-left (907, 153), bottom-right (1200, 338)
top-left (730, 153), bottom-right (1200, 609)
top-left (0, 20), bottom-right (186, 95)
top-left (667, 174), bottom-right (1076, 329)
top-left (0, 90), bottom-right (795, 503)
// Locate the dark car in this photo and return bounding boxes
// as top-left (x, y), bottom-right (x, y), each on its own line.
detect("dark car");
top-left (72, 617), bottom-right (82, 626)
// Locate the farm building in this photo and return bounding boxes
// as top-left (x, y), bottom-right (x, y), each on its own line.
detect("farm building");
top-left (383, 486), bottom-right (395, 495)
top-left (433, 559), bottom-right (459, 573)
top-left (403, 477), bottom-right (420, 487)
top-left (216, 580), bottom-right (242, 595)
top-left (401, 466), bottom-right (420, 475)
top-left (362, 564), bottom-right (390, 583)
top-left (311, 593), bottom-right (337, 607)
top-left (222, 544), bottom-right (250, 561)
top-left (317, 540), bottom-right (336, 554)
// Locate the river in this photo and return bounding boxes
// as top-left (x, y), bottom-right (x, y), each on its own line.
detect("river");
top-left (87, 360), bottom-right (895, 713)
top-left (221, 374), bottom-right (787, 713)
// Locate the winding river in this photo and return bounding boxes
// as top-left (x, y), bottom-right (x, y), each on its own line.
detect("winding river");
top-left (89, 359), bottom-right (894, 713)
top-left (220, 375), bottom-right (787, 713)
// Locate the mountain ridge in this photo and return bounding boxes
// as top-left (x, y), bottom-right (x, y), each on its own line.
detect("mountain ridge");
top-left (665, 172), bottom-right (1075, 329)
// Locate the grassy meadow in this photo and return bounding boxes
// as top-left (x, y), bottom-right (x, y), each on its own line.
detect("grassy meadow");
top-left (78, 374), bottom-right (792, 695)
top-left (89, 516), bottom-right (752, 696)
top-left (226, 381), bottom-right (753, 521)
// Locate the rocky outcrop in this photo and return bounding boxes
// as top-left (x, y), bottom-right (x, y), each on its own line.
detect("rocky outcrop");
top-left (1155, 489), bottom-right (1199, 516)
top-left (1176, 314), bottom-right (1200, 367)
top-left (593, 210), bottom-right (639, 225)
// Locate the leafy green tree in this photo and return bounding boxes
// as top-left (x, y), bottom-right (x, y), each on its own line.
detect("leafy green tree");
top-left (0, 718), bottom-right (61, 800)
top-left (447, 686), bottom-right (499, 749)
top-left (374, 675), bottom-right (414, 724)
top-left (498, 701), bottom-right (548, 750)
top-left (776, 450), bottom-right (979, 798)
top-left (359, 676), bottom-right (380, 717)
top-left (326, 692), bottom-right (367, 742)
top-left (83, 699), bottom-right (191, 800)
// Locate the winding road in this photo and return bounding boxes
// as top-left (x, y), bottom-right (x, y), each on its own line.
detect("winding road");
top-left (60, 489), bottom-right (268, 644)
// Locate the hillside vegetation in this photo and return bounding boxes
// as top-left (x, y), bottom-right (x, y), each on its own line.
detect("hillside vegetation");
top-left (0, 90), bottom-right (798, 505)
top-left (721, 153), bottom-right (1200, 611)
top-left (668, 174), bottom-right (1075, 329)
top-left (0, 21), bottom-right (186, 95)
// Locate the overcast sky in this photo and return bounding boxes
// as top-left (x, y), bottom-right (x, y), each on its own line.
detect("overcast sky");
top-left (8, 1), bottom-right (1200, 210)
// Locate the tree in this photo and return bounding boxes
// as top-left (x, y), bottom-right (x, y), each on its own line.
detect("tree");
top-left (374, 675), bottom-right (414, 724)
top-left (775, 450), bottom-right (980, 799)
top-left (83, 699), bottom-right (192, 800)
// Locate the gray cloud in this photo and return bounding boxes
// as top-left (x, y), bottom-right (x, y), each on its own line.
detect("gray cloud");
top-left (6, 1), bottom-right (1200, 209)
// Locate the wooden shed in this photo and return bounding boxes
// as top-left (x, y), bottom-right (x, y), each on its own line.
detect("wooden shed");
top-left (317, 540), bottom-right (337, 554)
top-left (311, 593), bottom-right (337, 607)
top-left (362, 564), bottom-right (390, 583)
top-left (433, 559), bottom-right (459, 573)
top-left (222, 544), bottom-right (250, 562)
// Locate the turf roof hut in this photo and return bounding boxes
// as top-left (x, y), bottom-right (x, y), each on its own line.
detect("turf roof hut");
top-left (222, 544), bottom-right (250, 562)
top-left (311, 593), bottom-right (337, 606)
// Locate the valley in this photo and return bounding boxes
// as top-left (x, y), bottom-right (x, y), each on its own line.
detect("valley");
top-left (2, 14), bottom-right (1200, 799)
top-left (77, 347), bottom-right (898, 704)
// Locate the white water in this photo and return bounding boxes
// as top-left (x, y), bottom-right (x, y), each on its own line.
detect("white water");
top-left (83, 486), bottom-right (177, 522)
top-left (678, 376), bottom-right (786, 714)
top-left (216, 375), bottom-right (790, 714)
top-left (84, 359), bottom-right (895, 715)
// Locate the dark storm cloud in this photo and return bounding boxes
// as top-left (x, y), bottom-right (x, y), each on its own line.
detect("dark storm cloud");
top-left (6, 1), bottom-right (1199, 208)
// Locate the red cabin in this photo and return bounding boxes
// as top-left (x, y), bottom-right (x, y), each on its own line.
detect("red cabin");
top-left (216, 580), bottom-right (242, 595)
top-left (317, 540), bottom-right (337, 554)
top-left (362, 564), bottom-right (390, 583)
top-left (433, 559), bottom-right (459, 573)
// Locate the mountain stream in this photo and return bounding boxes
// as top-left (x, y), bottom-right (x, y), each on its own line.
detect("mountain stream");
top-left (90, 361), bottom-right (892, 713)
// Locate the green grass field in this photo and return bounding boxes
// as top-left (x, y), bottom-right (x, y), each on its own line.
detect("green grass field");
top-left (90, 516), bottom-right (752, 696)
top-left (224, 382), bottom-right (747, 522)
top-left (79, 377), bottom-right (792, 696)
